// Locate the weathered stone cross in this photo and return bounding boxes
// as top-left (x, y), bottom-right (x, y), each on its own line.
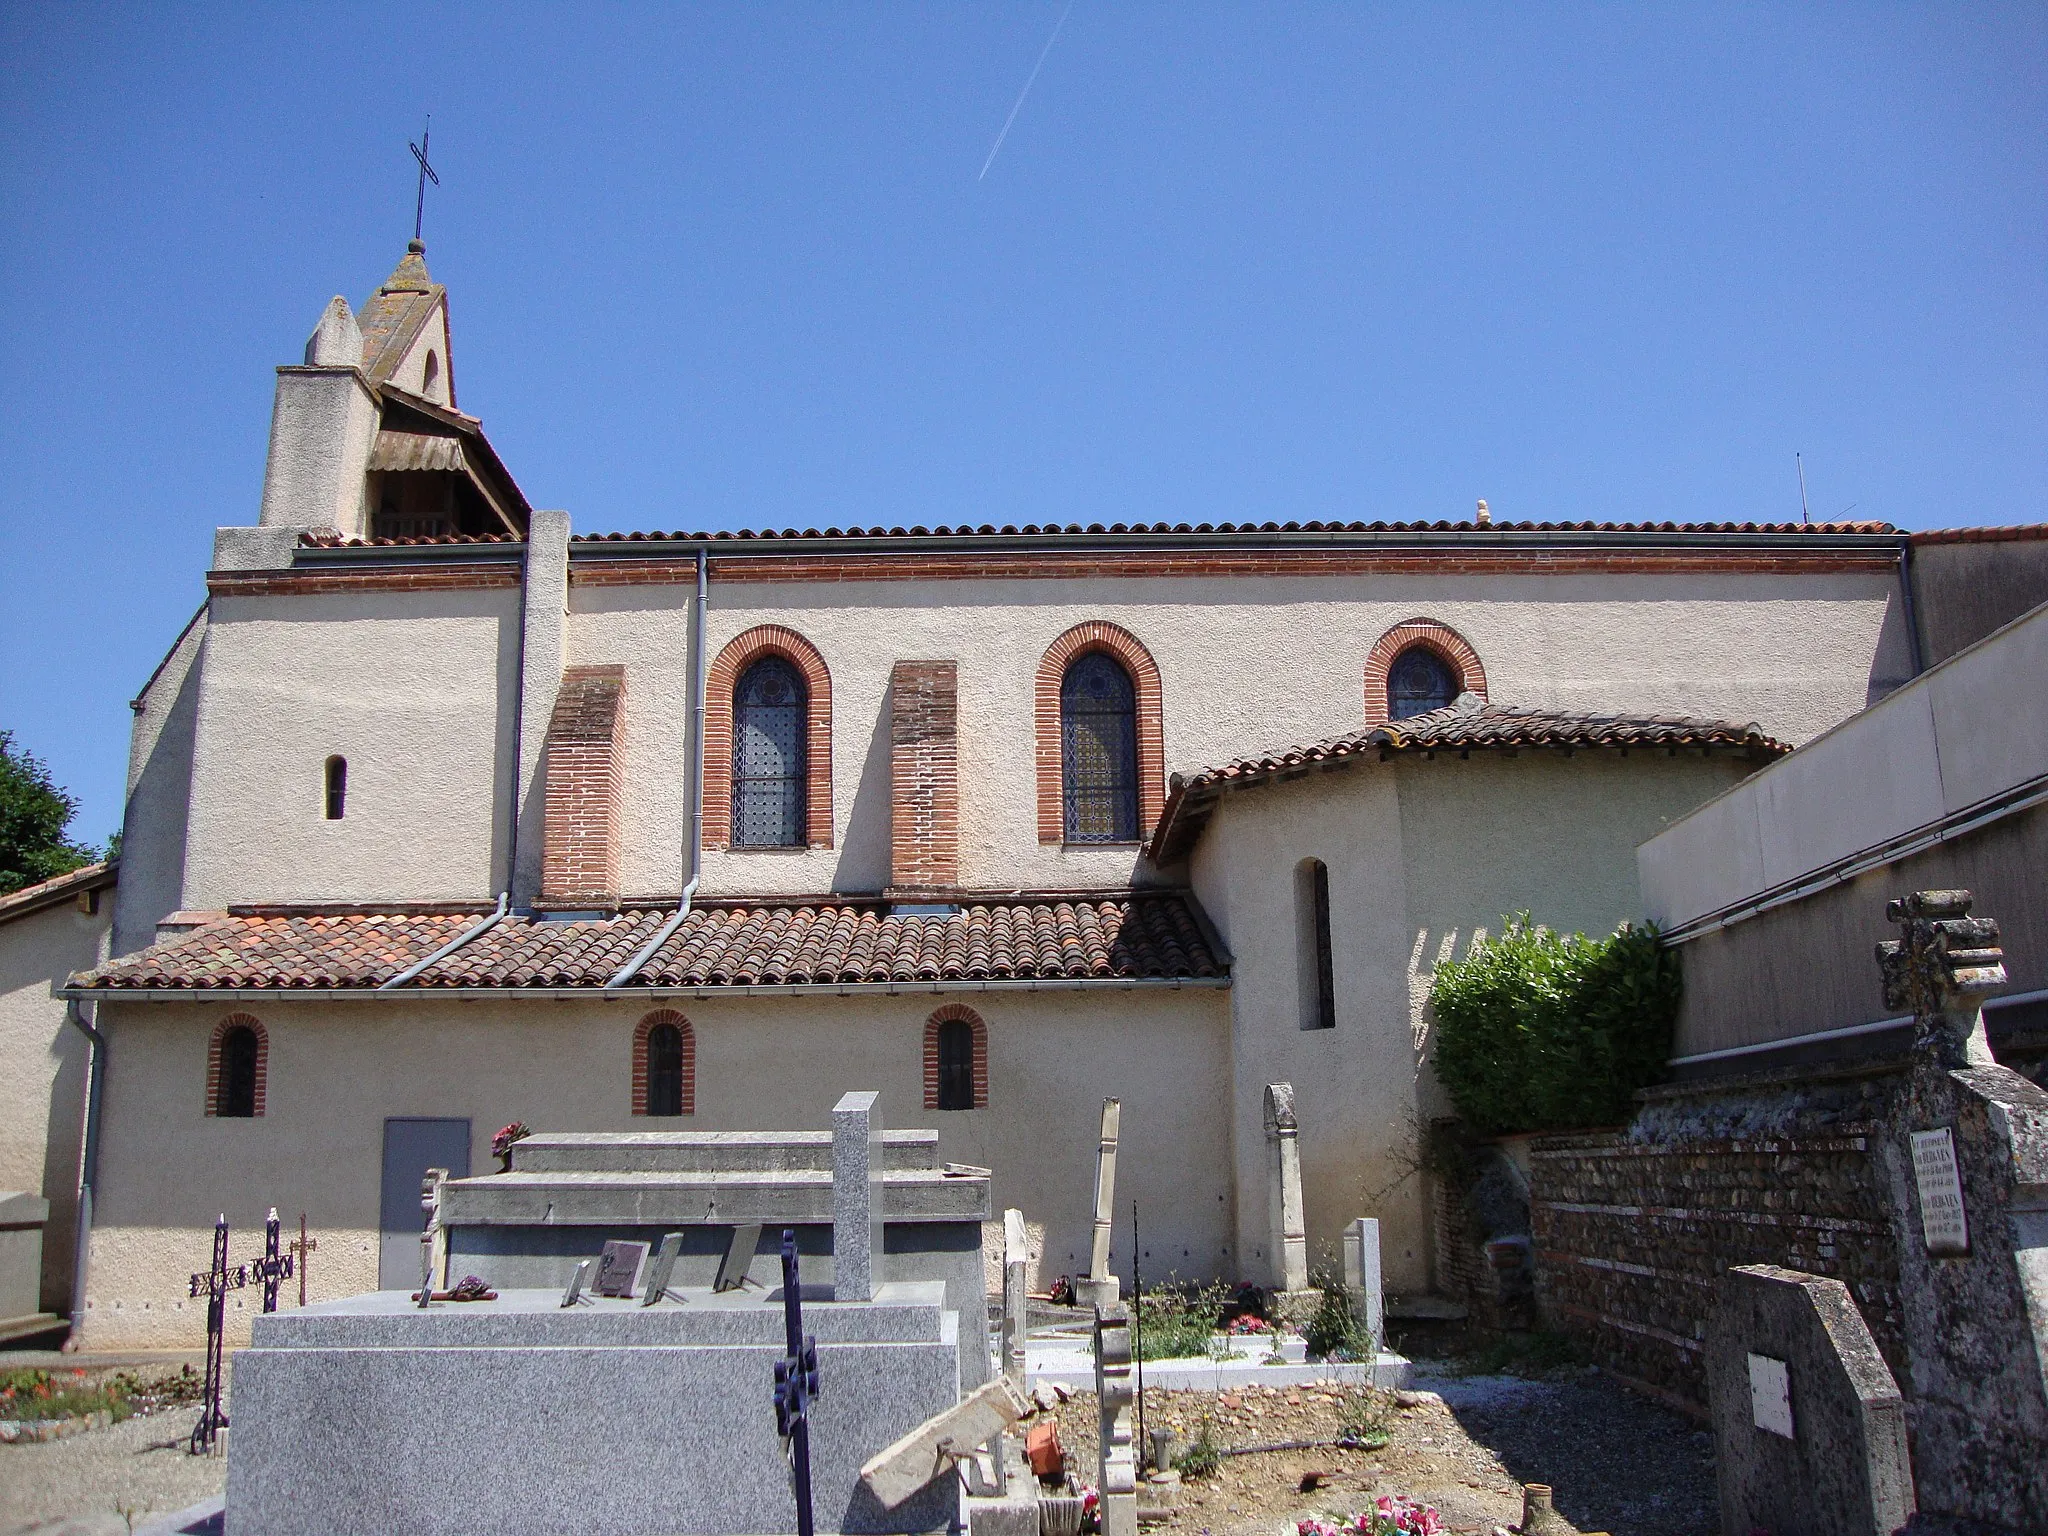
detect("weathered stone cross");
top-left (1875, 888), bottom-right (2006, 1069)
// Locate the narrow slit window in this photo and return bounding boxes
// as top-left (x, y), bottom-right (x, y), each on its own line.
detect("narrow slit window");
top-left (732, 656), bottom-right (807, 847)
top-left (645, 1023), bottom-right (685, 1117)
top-left (324, 756), bottom-right (348, 820)
top-left (1297, 859), bottom-right (1336, 1030)
top-left (935, 1018), bottom-right (975, 1111)
top-left (217, 1025), bottom-right (260, 1117)
top-left (1061, 652), bottom-right (1139, 843)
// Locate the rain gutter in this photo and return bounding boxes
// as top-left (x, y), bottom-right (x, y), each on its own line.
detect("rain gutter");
top-left (64, 1000), bottom-right (105, 1344)
top-left (61, 976), bottom-right (1230, 1003)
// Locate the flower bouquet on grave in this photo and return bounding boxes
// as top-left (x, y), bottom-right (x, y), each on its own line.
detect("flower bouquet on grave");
top-left (1296, 1495), bottom-right (1445, 1536)
top-left (491, 1122), bottom-right (532, 1172)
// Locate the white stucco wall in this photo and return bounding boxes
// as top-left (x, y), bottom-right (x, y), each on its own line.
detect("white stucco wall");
top-left (181, 587), bottom-right (521, 907)
top-left (1187, 746), bottom-right (1758, 1296)
top-left (80, 985), bottom-right (1232, 1349)
top-left (0, 895), bottom-right (111, 1311)
top-left (115, 611), bottom-right (205, 955)
top-left (383, 302), bottom-right (454, 406)
top-left (574, 567), bottom-right (1902, 899)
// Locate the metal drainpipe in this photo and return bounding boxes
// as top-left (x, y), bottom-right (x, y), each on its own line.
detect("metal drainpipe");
top-left (1898, 537), bottom-right (1926, 679)
top-left (64, 999), bottom-right (106, 1347)
top-left (610, 547), bottom-right (708, 987)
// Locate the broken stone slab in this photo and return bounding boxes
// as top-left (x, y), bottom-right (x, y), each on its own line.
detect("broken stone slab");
top-left (860, 1375), bottom-right (1032, 1509)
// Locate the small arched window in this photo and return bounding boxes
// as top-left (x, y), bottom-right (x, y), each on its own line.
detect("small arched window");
top-left (1296, 859), bottom-right (1336, 1031)
top-left (633, 1010), bottom-right (696, 1116)
top-left (1387, 646), bottom-right (1457, 720)
top-left (733, 656), bottom-right (807, 847)
top-left (1060, 653), bottom-right (1139, 843)
top-left (208, 1015), bottom-right (267, 1118)
top-left (324, 756), bottom-right (347, 820)
top-left (645, 1023), bottom-right (685, 1116)
top-left (935, 1019), bottom-right (974, 1111)
top-left (422, 349), bottom-right (441, 400)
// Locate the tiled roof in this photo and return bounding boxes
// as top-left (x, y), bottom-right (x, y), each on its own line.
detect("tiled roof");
top-left (357, 242), bottom-right (443, 386)
top-left (1909, 524), bottom-right (2048, 545)
top-left (0, 861), bottom-right (116, 929)
top-left (73, 893), bottom-right (1226, 992)
top-left (1150, 704), bottom-right (1789, 861)
top-left (572, 518), bottom-right (1895, 542)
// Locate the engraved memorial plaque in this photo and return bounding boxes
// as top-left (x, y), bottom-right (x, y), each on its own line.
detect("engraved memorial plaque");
top-left (714, 1223), bottom-right (762, 1292)
top-left (640, 1231), bottom-right (683, 1307)
top-left (1747, 1352), bottom-right (1794, 1439)
top-left (1911, 1126), bottom-right (1970, 1255)
top-left (594, 1240), bottom-right (650, 1298)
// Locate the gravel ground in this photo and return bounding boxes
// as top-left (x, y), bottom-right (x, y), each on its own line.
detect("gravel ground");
top-left (0, 1373), bottom-right (226, 1536)
top-left (1037, 1369), bottom-right (1716, 1536)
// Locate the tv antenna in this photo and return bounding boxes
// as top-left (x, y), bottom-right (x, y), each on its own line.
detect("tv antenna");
top-left (1796, 452), bottom-right (1810, 525)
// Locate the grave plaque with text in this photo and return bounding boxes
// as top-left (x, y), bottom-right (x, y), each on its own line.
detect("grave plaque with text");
top-left (1909, 1127), bottom-right (1969, 1255)
top-left (1747, 1353), bottom-right (1794, 1438)
top-left (594, 1240), bottom-right (649, 1298)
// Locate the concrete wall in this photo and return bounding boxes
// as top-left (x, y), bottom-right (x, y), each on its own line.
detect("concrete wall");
top-left (1186, 746), bottom-right (1754, 1297)
top-left (1641, 602), bottom-right (2048, 936)
top-left (1911, 539), bottom-right (2048, 669)
top-left (0, 896), bottom-right (111, 1311)
top-left (79, 985), bottom-right (1232, 1349)
top-left (181, 586), bottom-right (522, 907)
top-left (115, 610), bottom-right (205, 954)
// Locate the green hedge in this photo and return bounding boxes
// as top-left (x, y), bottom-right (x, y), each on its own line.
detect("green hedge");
top-left (1428, 916), bottom-right (1679, 1135)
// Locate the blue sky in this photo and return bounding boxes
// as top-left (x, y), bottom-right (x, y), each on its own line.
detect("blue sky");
top-left (2, 4), bottom-right (2043, 847)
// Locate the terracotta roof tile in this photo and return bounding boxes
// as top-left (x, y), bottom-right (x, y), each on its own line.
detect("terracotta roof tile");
top-left (74, 893), bottom-right (1226, 992)
top-left (570, 518), bottom-right (1896, 542)
top-left (1149, 704), bottom-right (1789, 861)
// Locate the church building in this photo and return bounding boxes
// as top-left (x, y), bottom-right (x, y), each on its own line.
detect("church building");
top-left (11, 239), bottom-right (1958, 1347)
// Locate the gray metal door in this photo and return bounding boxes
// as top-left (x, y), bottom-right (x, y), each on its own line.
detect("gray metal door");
top-left (380, 1117), bottom-right (471, 1289)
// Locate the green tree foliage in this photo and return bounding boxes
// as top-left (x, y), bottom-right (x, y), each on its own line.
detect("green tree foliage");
top-left (1428, 915), bottom-right (1680, 1134)
top-left (0, 731), bottom-right (102, 895)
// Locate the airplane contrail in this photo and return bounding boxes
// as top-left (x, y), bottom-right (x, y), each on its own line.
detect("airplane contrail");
top-left (979, 0), bottom-right (1079, 181)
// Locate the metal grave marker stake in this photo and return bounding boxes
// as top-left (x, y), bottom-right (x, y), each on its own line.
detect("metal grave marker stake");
top-left (773, 1228), bottom-right (821, 1536)
top-left (186, 1214), bottom-right (246, 1454)
top-left (1910, 1127), bottom-right (1970, 1255)
top-left (641, 1231), bottom-right (684, 1306)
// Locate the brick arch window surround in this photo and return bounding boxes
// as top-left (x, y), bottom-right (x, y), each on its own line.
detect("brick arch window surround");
top-left (205, 1014), bottom-right (268, 1118)
top-left (1035, 622), bottom-right (1165, 844)
top-left (632, 1009), bottom-right (696, 1117)
top-left (703, 626), bottom-right (833, 850)
top-left (923, 1004), bottom-right (988, 1111)
top-left (1361, 619), bottom-right (1488, 726)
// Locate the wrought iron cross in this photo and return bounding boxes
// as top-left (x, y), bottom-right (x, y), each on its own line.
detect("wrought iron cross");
top-left (186, 1215), bottom-right (243, 1454)
top-left (772, 1229), bottom-right (821, 1536)
top-left (290, 1213), bottom-right (318, 1308)
top-left (1877, 889), bottom-right (2006, 1070)
top-left (410, 119), bottom-right (439, 243)
top-left (249, 1207), bottom-right (294, 1314)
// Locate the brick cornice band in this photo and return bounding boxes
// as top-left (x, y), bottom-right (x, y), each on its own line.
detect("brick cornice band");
top-left (540, 665), bottom-right (627, 907)
top-left (1035, 621), bottom-right (1165, 845)
top-left (890, 661), bottom-right (959, 892)
top-left (703, 626), bottom-right (834, 851)
top-left (922, 1003), bottom-right (988, 1110)
top-left (1362, 619), bottom-right (1488, 725)
top-left (631, 1008), bottom-right (696, 1116)
top-left (205, 1013), bottom-right (267, 1117)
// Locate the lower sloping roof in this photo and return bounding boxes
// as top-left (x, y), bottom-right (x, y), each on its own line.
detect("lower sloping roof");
top-left (71, 892), bottom-right (1226, 994)
top-left (1150, 703), bottom-right (1789, 861)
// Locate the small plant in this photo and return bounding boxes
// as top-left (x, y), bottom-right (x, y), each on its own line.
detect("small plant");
top-left (1297, 1496), bottom-right (1445, 1536)
top-left (1301, 1273), bottom-right (1373, 1362)
top-left (1135, 1280), bottom-right (1229, 1361)
top-left (1461, 1329), bottom-right (1583, 1377)
top-left (1173, 1417), bottom-right (1222, 1481)
top-left (0, 1367), bottom-right (133, 1424)
top-left (1334, 1389), bottom-right (1392, 1449)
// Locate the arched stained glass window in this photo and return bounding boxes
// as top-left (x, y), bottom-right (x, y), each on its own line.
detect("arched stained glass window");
top-left (1387, 645), bottom-right (1457, 720)
top-left (1061, 652), bottom-right (1138, 843)
top-left (218, 1025), bottom-right (259, 1118)
top-left (645, 1022), bottom-right (684, 1116)
top-left (935, 1019), bottom-right (975, 1111)
top-left (733, 656), bottom-right (807, 847)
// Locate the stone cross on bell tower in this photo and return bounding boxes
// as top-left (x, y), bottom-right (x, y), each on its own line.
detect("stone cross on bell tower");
top-left (1875, 889), bottom-right (2006, 1069)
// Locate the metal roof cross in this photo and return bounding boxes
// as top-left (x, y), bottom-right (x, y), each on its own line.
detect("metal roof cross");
top-left (410, 118), bottom-right (439, 243)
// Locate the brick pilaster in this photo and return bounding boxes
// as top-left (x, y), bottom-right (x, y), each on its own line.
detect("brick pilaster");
top-left (889, 660), bottom-right (959, 894)
top-left (539, 665), bottom-right (626, 908)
